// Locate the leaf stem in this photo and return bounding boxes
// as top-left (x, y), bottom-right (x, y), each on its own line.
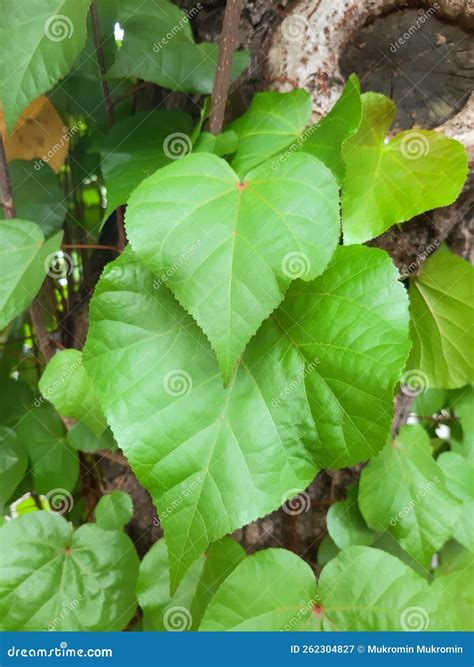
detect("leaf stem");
top-left (208, 0), bottom-right (244, 135)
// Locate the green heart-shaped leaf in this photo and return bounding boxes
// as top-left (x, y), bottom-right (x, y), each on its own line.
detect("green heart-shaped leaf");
top-left (83, 250), bottom-right (319, 592)
top-left (359, 425), bottom-right (461, 568)
top-left (0, 511), bottom-right (138, 630)
top-left (273, 245), bottom-right (410, 467)
top-left (200, 546), bottom-right (437, 631)
top-left (342, 93), bottom-right (468, 244)
top-left (0, 0), bottom-right (92, 132)
top-left (408, 248), bottom-right (474, 389)
top-left (0, 220), bottom-right (62, 330)
top-left (125, 152), bottom-right (340, 384)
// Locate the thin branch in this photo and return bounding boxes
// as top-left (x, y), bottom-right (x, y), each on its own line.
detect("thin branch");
top-left (62, 243), bottom-right (122, 253)
top-left (208, 0), bottom-right (244, 135)
top-left (0, 137), bottom-right (55, 363)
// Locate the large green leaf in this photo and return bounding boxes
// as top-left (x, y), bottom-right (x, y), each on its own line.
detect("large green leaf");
top-left (342, 93), bottom-right (468, 244)
top-left (0, 426), bottom-right (28, 509)
top-left (0, 511), bottom-right (138, 630)
top-left (300, 74), bottom-right (361, 183)
top-left (137, 537), bottom-right (244, 631)
top-left (0, 161), bottom-right (65, 237)
top-left (326, 484), bottom-right (375, 549)
top-left (95, 111), bottom-right (193, 220)
top-left (449, 384), bottom-right (474, 461)
top-left (437, 451), bottom-right (474, 552)
top-left (83, 250), bottom-right (319, 592)
top-left (39, 349), bottom-right (106, 435)
top-left (359, 425), bottom-right (461, 568)
top-left (273, 245), bottom-right (410, 468)
top-left (0, 220), bottom-right (62, 330)
top-left (126, 152), bottom-right (340, 384)
top-left (226, 89), bottom-right (312, 176)
top-left (200, 546), bottom-right (437, 631)
top-left (95, 490), bottom-right (133, 531)
top-left (106, 0), bottom-right (248, 95)
top-left (0, 377), bottom-right (34, 428)
top-left (0, 0), bottom-right (92, 132)
top-left (16, 403), bottom-right (79, 494)
top-left (408, 248), bottom-right (474, 389)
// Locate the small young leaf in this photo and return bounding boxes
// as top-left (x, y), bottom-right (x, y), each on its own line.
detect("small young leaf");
top-left (0, 511), bottom-right (138, 630)
top-left (342, 93), bottom-right (468, 244)
top-left (0, 427), bottom-right (28, 509)
top-left (359, 424), bottom-right (461, 567)
top-left (125, 152), bottom-right (340, 384)
top-left (326, 484), bottom-right (375, 549)
top-left (0, 220), bottom-right (63, 330)
top-left (106, 0), bottom-right (248, 95)
top-left (226, 89), bottom-right (312, 176)
top-left (0, 161), bottom-right (66, 238)
top-left (83, 250), bottom-right (319, 593)
top-left (408, 248), bottom-right (474, 389)
top-left (137, 537), bottom-right (244, 631)
top-left (39, 349), bottom-right (106, 435)
top-left (0, 2), bottom-right (92, 132)
top-left (95, 111), bottom-right (193, 219)
top-left (300, 74), bottom-right (361, 182)
top-left (95, 490), bottom-right (133, 531)
top-left (437, 451), bottom-right (474, 552)
top-left (274, 245), bottom-right (410, 467)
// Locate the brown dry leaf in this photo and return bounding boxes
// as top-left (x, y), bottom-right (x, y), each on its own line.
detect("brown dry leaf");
top-left (0, 96), bottom-right (68, 173)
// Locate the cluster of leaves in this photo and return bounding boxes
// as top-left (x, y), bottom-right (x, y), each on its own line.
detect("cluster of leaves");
top-left (0, 0), bottom-right (473, 633)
